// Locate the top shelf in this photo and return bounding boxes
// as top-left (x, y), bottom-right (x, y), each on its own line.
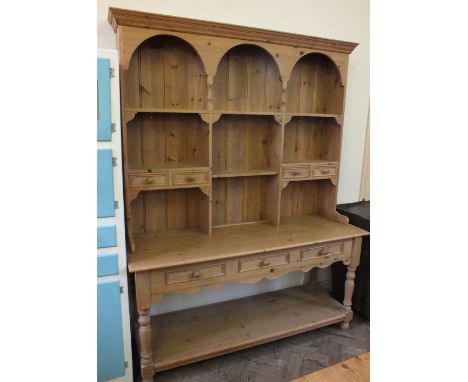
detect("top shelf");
top-left (125, 108), bottom-right (341, 119)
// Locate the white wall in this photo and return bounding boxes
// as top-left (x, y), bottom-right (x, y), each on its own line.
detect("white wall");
top-left (97, 0), bottom-right (369, 314)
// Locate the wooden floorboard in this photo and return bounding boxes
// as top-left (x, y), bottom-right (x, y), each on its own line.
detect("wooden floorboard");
top-left (135, 313), bottom-right (369, 382)
top-left (291, 352), bottom-right (370, 382)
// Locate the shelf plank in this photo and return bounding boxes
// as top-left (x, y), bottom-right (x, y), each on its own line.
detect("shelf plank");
top-left (124, 108), bottom-right (341, 119)
top-left (129, 214), bottom-right (368, 272)
top-left (212, 169), bottom-right (278, 178)
top-left (152, 286), bottom-right (345, 371)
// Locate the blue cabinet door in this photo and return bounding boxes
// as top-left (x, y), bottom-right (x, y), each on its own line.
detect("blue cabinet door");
top-left (97, 149), bottom-right (115, 218)
top-left (97, 58), bottom-right (112, 141)
top-left (97, 281), bottom-right (126, 381)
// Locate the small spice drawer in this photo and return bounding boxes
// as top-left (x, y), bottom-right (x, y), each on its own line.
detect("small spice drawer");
top-left (239, 253), bottom-right (290, 272)
top-left (165, 264), bottom-right (225, 285)
top-left (311, 163), bottom-right (338, 178)
top-left (282, 165), bottom-right (310, 179)
top-left (129, 172), bottom-right (169, 188)
top-left (172, 170), bottom-right (210, 186)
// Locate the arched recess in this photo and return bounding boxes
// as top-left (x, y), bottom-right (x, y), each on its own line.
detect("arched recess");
top-left (286, 53), bottom-right (344, 114)
top-left (125, 35), bottom-right (207, 110)
top-left (212, 44), bottom-right (283, 112)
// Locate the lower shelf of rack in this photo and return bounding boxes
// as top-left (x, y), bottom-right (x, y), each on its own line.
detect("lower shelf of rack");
top-left (151, 285), bottom-right (345, 371)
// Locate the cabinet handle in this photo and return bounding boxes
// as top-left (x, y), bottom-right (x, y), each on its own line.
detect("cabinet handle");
top-left (260, 259), bottom-right (271, 266)
top-left (319, 249), bottom-right (330, 257)
top-left (191, 271), bottom-right (201, 278)
top-left (291, 171), bottom-right (301, 176)
top-left (186, 176), bottom-right (196, 182)
top-left (320, 168), bottom-right (330, 174)
top-left (145, 177), bottom-right (155, 184)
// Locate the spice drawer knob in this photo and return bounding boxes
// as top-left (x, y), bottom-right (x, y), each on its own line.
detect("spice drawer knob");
top-left (260, 259), bottom-right (271, 266)
top-left (145, 177), bottom-right (155, 184)
top-left (191, 271), bottom-right (201, 278)
top-left (320, 168), bottom-right (330, 174)
top-left (186, 176), bottom-right (196, 182)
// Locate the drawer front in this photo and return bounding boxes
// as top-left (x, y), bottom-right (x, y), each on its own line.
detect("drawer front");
top-left (172, 170), bottom-right (209, 186)
top-left (239, 253), bottom-right (289, 272)
top-left (129, 172), bottom-right (169, 188)
top-left (282, 165), bottom-right (310, 179)
top-left (312, 164), bottom-right (337, 177)
top-left (301, 243), bottom-right (345, 261)
top-left (166, 264), bottom-right (225, 285)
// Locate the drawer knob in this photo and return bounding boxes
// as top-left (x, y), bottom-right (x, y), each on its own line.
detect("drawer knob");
top-left (186, 176), bottom-right (196, 182)
top-left (260, 259), bottom-right (271, 267)
top-left (320, 168), bottom-right (330, 174)
top-left (191, 271), bottom-right (201, 278)
top-left (320, 249), bottom-right (330, 257)
top-left (291, 171), bottom-right (301, 176)
top-left (145, 177), bottom-right (155, 184)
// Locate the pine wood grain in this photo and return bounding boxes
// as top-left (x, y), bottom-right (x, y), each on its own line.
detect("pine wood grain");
top-left (152, 286), bottom-right (346, 371)
top-left (291, 352), bottom-right (370, 382)
top-left (128, 214), bottom-right (366, 272)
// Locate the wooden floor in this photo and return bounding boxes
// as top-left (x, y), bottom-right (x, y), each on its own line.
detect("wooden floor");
top-left (136, 313), bottom-right (369, 382)
top-left (291, 352), bottom-right (370, 382)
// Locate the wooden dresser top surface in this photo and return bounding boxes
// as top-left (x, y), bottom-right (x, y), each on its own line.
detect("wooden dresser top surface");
top-left (128, 215), bottom-right (368, 272)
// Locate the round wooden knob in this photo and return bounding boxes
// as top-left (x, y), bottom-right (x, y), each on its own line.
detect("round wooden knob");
top-left (320, 249), bottom-right (330, 257)
top-left (191, 271), bottom-right (201, 278)
top-left (291, 171), bottom-right (301, 176)
top-left (186, 176), bottom-right (196, 182)
top-left (321, 168), bottom-right (330, 174)
top-left (145, 177), bottom-right (155, 184)
top-left (261, 259), bottom-right (270, 266)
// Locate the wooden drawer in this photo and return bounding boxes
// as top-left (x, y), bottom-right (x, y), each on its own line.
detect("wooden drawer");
top-left (312, 164), bottom-right (337, 177)
top-left (301, 243), bottom-right (345, 262)
top-left (172, 170), bottom-right (209, 186)
top-left (129, 172), bottom-right (169, 188)
top-left (166, 264), bottom-right (225, 285)
top-left (282, 165), bottom-right (310, 179)
top-left (239, 253), bottom-right (290, 272)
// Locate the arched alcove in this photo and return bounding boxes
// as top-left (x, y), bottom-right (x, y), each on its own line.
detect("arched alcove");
top-left (286, 53), bottom-right (343, 114)
top-left (212, 44), bottom-right (282, 112)
top-left (125, 35), bottom-right (207, 110)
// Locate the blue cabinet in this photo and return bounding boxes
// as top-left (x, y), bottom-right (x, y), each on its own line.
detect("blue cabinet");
top-left (97, 51), bottom-right (132, 382)
top-left (97, 58), bottom-right (112, 141)
top-left (97, 281), bottom-right (126, 382)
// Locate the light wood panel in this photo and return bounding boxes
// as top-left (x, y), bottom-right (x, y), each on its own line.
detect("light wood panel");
top-left (213, 115), bottom-right (281, 173)
top-left (287, 53), bottom-right (344, 114)
top-left (281, 180), bottom-right (342, 222)
top-left (125, 35), bottom-right (207, 110)
top-left (127, 113), bottom-right (209, 170)
top-left (212, 45), bottom-right (282, 112)
top-left (152, 286), bottom-right (346, 371)
top-left (212, 175), bottom-right (278, 226)
top-left (283, 117), bottom-right (341, 162)
top-left (291, 352), bottom-right (370, 382)
top-left (130, 188), bottom-right (209, 234)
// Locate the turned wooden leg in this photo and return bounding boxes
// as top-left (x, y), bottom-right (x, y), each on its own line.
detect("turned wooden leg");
top-left (138, 309), bottom-right (154, 382)
top-left (341, 266), bottom-right (356, 331)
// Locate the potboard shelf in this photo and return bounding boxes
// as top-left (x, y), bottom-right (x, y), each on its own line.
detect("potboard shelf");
top-left (152, 285), bottom-right (346, 371)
